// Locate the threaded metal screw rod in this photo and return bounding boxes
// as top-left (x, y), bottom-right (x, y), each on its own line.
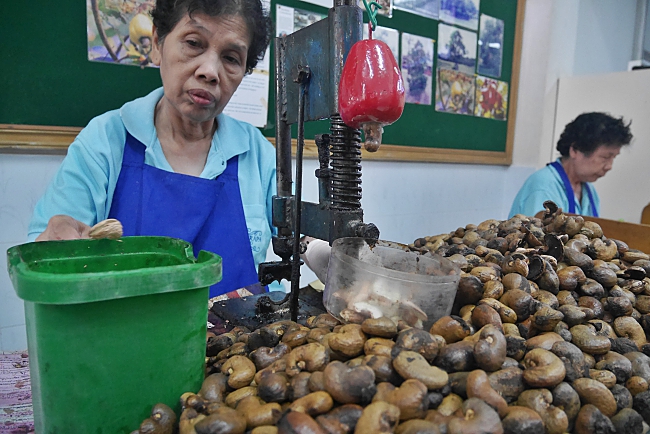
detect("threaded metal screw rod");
top-left (329, 114), bottom-right (362, 210)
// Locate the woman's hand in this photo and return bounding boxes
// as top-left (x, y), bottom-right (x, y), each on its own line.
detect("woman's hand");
top-left (36, 215), bottom-right (92, 241)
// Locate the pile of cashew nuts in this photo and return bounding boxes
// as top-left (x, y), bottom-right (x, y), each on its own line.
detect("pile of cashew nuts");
top-left (133, 202), bottom-right (650, 433)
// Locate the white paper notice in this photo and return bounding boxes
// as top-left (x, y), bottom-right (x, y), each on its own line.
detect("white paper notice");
top-left (276, 5), bottom-right (296, 37)
top-left (223, 69), bottom-right (271, 128)
top-left (222, 0), bottom-right (272, 127)
top-left (222, 65), bottom-right (270, 128)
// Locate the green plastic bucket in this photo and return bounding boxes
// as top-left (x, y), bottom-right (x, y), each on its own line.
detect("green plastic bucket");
top-left (6, 236), bottom-right (222, 434)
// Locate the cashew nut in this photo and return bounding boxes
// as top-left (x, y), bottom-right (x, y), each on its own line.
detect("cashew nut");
top-left (393, 350), bottom-right (448, 390)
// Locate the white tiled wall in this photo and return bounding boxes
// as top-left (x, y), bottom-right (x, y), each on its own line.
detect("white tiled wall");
top-left (0, 152), bottom-right (533, 351)
top-left (0, 154), bottom-right (64, 351)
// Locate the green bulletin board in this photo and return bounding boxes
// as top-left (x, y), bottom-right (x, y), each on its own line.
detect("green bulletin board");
top-left (0, 0), bottom-right (524, 164)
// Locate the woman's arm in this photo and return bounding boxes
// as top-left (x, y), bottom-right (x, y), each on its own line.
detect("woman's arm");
top-left (28, 112), bottom-right (124, 241)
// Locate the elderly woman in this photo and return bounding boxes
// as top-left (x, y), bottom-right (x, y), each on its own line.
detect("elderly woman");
top-left (28, 0), bottom-right (274, 299)
top-left (509, 112), bottom-right (632, 218)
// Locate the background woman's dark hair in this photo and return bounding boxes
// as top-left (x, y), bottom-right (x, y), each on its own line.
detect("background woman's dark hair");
top-left (151, 0), bottom-right (272, 74)
top-left (556, 112), bottom-right (633, 157)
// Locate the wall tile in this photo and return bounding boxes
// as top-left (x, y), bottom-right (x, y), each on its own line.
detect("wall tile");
top-left (0, 294), bottom-right (25, 329)
top-left (1, 324), bottom-right (28, 352)
top-left (0, 154), bottom-right (63, 244)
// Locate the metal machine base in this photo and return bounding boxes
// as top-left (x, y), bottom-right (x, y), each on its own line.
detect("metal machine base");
top-left (208, 286), bottom-right (327, 332)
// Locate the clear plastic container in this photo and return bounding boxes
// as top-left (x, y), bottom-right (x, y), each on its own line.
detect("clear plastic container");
top-left (323, 238), bottom-right (461, 331)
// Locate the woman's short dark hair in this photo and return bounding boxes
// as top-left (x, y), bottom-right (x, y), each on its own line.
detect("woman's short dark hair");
top-left (151, 0), bottom-right (272, 74)
top-left (556, 112), bottom-right (633, 157)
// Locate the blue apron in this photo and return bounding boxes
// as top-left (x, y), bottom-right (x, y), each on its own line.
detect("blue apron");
top-left (108, 132), bottom-right (264, 298)
top-left (548, 161), bottom-right (598, 217)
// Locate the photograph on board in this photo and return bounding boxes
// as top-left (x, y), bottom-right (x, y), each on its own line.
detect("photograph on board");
top-left (359, 0), bottom-right (393, 18)
top-left (363, 25), bottom-right (400, 60)
top-left (87, 0), bottom-right (156, 67)
top-left (435, 68), bottom-right (475, 115)
top-left (393, 0), bottom-right (440, 20)
top-left (299, 0), bottom-right (332, 9)
top-left (439, 0), bottom-right (480, 31)
top-left (401, 33), bottom-right (434, 105)
top-left (437, 23), bottom-right (477, 75)
top-left (477, 14), bottom-right (504, 78)
top-left (294, 8), bottom-right (327, 31)
top-left (474, 76), bottom-right (508, 120)
top-left (276, 4), bottom-right (327, 37)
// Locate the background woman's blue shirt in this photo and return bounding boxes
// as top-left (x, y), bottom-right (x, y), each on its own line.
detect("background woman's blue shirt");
top-left (509, 158), bottom-right (600, 218)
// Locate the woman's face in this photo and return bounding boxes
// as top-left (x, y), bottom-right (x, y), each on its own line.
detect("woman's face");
top-left (570, 144), bottom-right (622, 183)
top-left (151, 13), bottom-right (251, 124)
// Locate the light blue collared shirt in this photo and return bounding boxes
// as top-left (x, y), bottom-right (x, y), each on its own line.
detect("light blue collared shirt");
top-left (28, 88), bottom-right (277, 269)
top-left (509, 159), bottom-right (600, 218)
